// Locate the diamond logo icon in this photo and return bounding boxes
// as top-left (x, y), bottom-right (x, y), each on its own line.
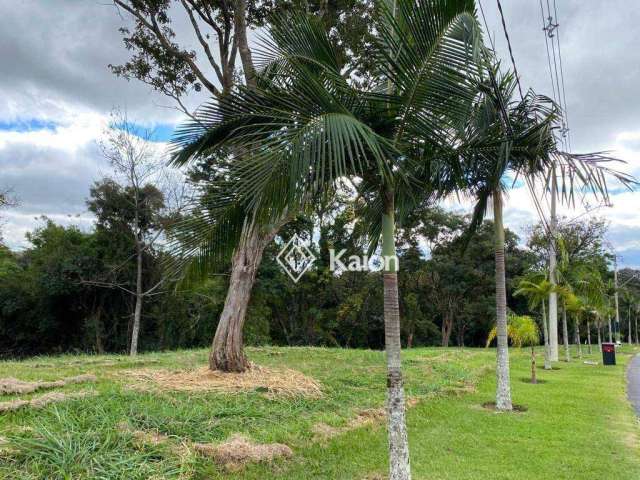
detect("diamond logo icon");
top-left (276, 234), bottom-right (316, 283)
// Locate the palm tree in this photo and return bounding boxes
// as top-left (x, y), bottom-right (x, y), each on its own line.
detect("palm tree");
top-left (456, 64), bottom-right (634, 408)
top-left (515, 275), bottom-right (554, 370)
top-left (169, 3), bottom-right (487, 478)
top-left (487, 314), bottom-right (540, 384)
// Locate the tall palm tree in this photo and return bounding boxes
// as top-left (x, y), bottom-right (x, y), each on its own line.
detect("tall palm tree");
top-left (456, 64), bottom-right (634, 408)
top-left (169, 3), bottom-right (487, 478)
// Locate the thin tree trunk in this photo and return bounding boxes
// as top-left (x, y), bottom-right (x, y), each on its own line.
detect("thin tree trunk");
top-left (575, 320), bottom-right (583, 359)
top-left (209, 225), bottom-right (274, 372)
top-left (94, 306), bottom-right (104, 355)
top-left (635, 314), bottom-right (638, 345)
top-left (548, 164), bottom-right (559, 362)
top-left (381, 191), bottom-right (411, 480)
top-left (597, 322), bottom-right (602, 349)
top-left (493, 190), bottom-right (512, 411)
top-left (628, 306), bottom-right (632, 345)
top-left (562, 302), bottom-right (570, 362)
top-left (531, 346), bottom-right (537, 384)
top-left (129, 247), bottom-right (143, 356)
top-left (541, 301), bottom-right (551, 370)
top-left (608, 315), bottom-right (613, 343)
top-left (587, 320), bottom-right (592, 355)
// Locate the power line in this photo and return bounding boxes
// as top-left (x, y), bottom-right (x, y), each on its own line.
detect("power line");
top-left (477, 0), bottom-right (552, 234)
top-left (553, 0), bottom-right (572, 151)
top-left (495, 0), bottom-right (524, 100)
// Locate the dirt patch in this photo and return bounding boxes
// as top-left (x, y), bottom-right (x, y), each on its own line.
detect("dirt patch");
top-left (0, 374), bottom-right (96, 395)
top-left (193, 434), bottom-right (293, 471)
top-left (481, 401), bottom-right (528, 413)
top-left (0, 390), bottom-right (96, 413)
top-left (120, 364), bottom-right (322, 399)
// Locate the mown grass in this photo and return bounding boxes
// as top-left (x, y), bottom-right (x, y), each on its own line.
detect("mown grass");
top-left (0, 345), bottom-right (637, 479)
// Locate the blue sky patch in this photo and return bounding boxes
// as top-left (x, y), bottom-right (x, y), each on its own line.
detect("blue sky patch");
top-left (0, 118), bottom-right (57, 132)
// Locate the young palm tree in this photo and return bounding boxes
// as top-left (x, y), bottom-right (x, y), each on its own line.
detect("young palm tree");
top-left (515, 276), bottom-right (554, 371)
top-left (487, 314), bottom-right (540, 384)
top-left (169, 3), bottom-right (487, 478)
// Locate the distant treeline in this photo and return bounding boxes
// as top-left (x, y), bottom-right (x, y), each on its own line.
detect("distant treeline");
top-left (0, 188), bottom-right (540, 357)
top-left (2, 180), bottom-right (634, 357)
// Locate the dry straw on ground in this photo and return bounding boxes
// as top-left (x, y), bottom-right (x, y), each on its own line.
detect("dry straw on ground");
top-left (193, 434), bottom-right (293, 471)
top-left (120, 423), bottom-right (292, 471)
top-left (0, 374), bottom-right (97, 395)
top-left (0, 390), bottom-right (97, 413)
top-left (120, 364), bottom-right (322, 398)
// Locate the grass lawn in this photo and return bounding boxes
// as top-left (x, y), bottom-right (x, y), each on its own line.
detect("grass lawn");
top-left (0, 345), bottom-right (637, 479)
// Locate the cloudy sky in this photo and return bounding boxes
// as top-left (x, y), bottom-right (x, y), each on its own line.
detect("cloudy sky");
top-left (1, 1), bottom-right (639, 266)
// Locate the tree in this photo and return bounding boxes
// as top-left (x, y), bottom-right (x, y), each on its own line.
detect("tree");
top-left (169, 3), bottom-right (488, 478)
top-left (87, 116), bottom-right (184, 355)
top-left (110, 0), bottom-right (374, 373)
top-left (461, 64), bottom-right (635, 409)
top-left (487, 315), bottom-right (540, 384)
top-left (515, 276), bottom-right (555, 371)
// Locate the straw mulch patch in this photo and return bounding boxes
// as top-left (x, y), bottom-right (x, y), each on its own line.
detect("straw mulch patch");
top-left (120, 364), bottom-right (322, 399)
top-left (0, 374), bottom-right (96, 395)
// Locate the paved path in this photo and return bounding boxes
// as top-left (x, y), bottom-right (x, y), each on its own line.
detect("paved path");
top-left (627, 355), bottom-right (640, 415)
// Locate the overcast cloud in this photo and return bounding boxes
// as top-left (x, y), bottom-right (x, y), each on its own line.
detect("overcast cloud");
top-left (1, 0), bottom-right (639, 266)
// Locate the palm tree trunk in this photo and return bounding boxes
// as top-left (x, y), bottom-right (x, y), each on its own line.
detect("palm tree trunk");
top-left (575, 320), bottom-right (583, 359)
top-left (608, 315), bottom-right (613, 343)
top-left (548, 165), bottom-right (559, 362)
top-left (541, 301), bottom-right (551, 370)
top-left (628, 306), bottom-right (632, 345)
top-left (562, 303), bottom-right (570, 362)
top-left (597, 322), bottom-right (602, 349)
top-left (493, 190), bottom-right (512, 411)
top-left (381, 191), bottom-right (411, 480)
top-left (587, 320), bottom-right (592, 354)
top-left (209, 225), bottom-right (275, 372)
top-left (635, 314), bottom-right (638, 345)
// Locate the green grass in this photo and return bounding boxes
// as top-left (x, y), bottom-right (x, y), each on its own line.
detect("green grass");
top-left (0, 345), bottom-right (638, 479)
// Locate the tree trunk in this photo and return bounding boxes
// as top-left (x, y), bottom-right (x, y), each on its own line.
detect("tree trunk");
top-left (628, 306), bottom-right (632, 345)
top-left (597, 322), bottom-right (602, 349)
top-left (493, 190), bottom-right (512, 411)
top-left (587, 320), bottom-right (592, 354)
top-left (548, 165), bottom-right (559, 362)
top-left (541, 301), bottom-right (551, 370)
top-left (562, 303), bottom-right (570, 362)
top-left (129, 248), bottom-right (144, 356)
top-left (209, 225), bottom-right (275, 372)
top-left (94, 306), bottom-right (104, 355)
top-left (608, 315), bottom-right (613, 343)
top-left (575, 320), bottom-right (583, 359)
top-left (530, 346), bottom-right (537, 384)
top-left (635, 314), bottom-right (638, 345)
top-left (441, 314), bottom-right (453, 347)
top-left (381, 191), bottom-right (411, 480)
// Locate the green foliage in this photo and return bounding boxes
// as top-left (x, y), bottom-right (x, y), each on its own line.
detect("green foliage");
top-left (486, 314), bottom-right (540, 348)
